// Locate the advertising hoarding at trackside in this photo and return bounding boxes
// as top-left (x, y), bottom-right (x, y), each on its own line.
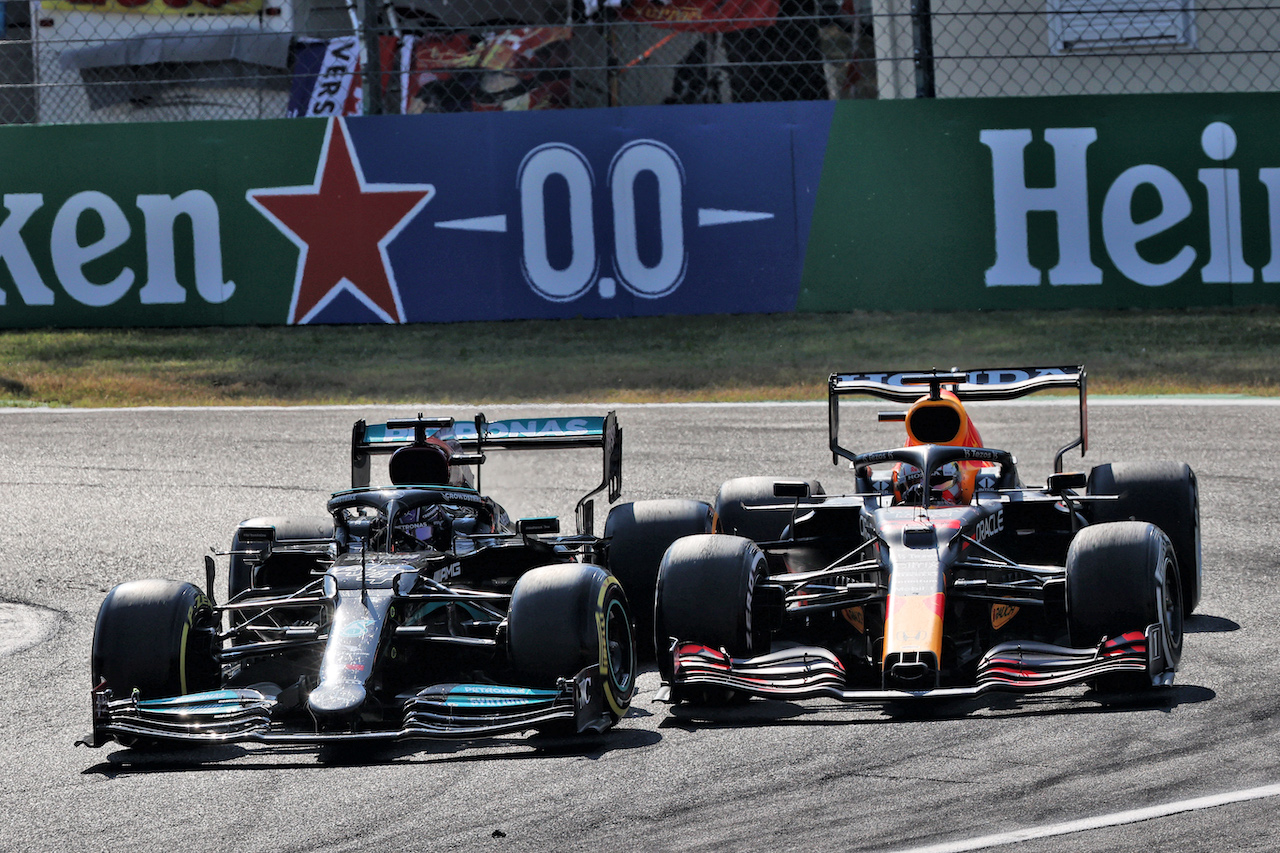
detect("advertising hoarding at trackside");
top-left (799, 92), bottom-right (1280, 311)
top-left (0, 103), bottom-right (831, 328)
top-left (3, 93), bottom-right (1280, 328)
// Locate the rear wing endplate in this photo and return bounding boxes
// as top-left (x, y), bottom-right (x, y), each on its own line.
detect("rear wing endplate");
top-left (828, 366), bottom-right (1087, 473)
top-left (351, 413), bottom-right (622, 533)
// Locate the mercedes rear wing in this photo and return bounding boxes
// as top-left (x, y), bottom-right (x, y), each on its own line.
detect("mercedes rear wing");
top-left (828, 366), bottom-right (1087, 473)
top-left (351, 412), bottom-right (622, 533)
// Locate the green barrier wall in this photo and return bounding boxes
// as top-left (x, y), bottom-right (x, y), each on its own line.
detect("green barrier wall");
top-left (799, 92), bottom-right (1280, 311)
top-left (0, 121), bottom-right (326, 327)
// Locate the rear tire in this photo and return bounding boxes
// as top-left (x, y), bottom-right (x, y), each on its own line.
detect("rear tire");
top-left (605, 499), bottom-right (712, 658)
top-left (654, 534), bottom-right (769, 685)
top-left (1087, 462), bottom-right (1200, 616)
top-left (507, 564), bottom-right (635, 726)
top-left (714, 476), bottom-right (824, 542)
top-left (228, 516), bottom-right (333, 599)
top-left (1065, 522), bottom-right (1183, 690)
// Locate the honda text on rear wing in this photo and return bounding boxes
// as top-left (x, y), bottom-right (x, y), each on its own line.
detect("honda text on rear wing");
top-left (828, 366), bottom-right (1088, 473)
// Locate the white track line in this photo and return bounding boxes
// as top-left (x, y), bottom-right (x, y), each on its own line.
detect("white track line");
top-left (892, 783), bottom-right (1280, 853)
top-left (2, 396), bottom-right (1280, 415)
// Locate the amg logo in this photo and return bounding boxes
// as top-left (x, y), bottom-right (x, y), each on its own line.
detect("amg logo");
top-left (975, 510), bottom-right (1004, 542)
top-left (432, 563), bottom-right (462, 583)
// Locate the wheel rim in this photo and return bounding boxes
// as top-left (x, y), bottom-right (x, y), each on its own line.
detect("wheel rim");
top-left (605, 597), bottom-right (634, 695)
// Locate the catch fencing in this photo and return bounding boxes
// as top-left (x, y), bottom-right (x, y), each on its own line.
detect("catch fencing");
top-left (1, 0), bottom-right (1279, 123)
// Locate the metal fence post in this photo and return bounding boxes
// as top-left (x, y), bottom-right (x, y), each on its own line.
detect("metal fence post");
top-left (362, 0), bottom-right (384, 114)
top-left (912, 0), bottom-right (936, 98)
top-left (605, 10), bottom-right (621, 107)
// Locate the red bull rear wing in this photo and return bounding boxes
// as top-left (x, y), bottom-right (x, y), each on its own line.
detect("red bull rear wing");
top-left (828, 366), bottom-right (1087, 473)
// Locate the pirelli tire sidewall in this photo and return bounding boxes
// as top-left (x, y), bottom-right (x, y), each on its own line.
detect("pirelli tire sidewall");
top-left (92, 578), bottom-right (220, 701)
top-left (654, 534), bottom-right (770, 682)
top-left (507, 563), bottom-right (636, 722)
top-left (1065, 521), bottom-right (1184, 683)
top-left (595, 573), bottom-right (637, 720)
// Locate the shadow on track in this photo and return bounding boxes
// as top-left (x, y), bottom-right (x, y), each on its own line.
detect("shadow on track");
top-left (657, 683), bottom-right (1216, 731)
top-left (1185, 613), bottom-right (1241, 633)
top-left (80, 726), bottom-right (662, 777)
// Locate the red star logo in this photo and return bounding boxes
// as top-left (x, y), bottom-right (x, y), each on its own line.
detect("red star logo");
top-left (247, 118), bottom-right (434, 324)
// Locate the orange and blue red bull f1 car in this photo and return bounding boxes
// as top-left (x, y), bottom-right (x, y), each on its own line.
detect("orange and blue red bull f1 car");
top-left (654, 366), bottom-right (1200, 705)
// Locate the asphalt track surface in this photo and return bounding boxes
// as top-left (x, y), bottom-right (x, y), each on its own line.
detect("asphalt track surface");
top-left (1, 400), bottom-right (1276, 852)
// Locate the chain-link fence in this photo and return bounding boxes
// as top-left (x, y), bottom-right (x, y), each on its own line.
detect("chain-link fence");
top-left (1, 0), bottom-right (1279, 124)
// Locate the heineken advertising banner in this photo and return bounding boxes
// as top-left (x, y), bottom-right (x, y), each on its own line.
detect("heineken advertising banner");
top-left (0, 104), bottom-right (830, 328)
top-left (800, 92), bottom-right (1280, 310)
top-left (3, 92), bottom-right (1280, 329)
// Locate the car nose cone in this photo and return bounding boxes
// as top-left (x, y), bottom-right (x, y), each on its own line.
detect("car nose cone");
top-left (307, 682), bottom-right (367, 719)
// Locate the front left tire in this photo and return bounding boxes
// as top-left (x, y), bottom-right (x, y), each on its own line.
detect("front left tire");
top-left (92, 579), bottom-right (220, 701)
top-left (1065, 521), bottom-right (1183, 690)
top-left (506, 563), bottom-right (636, 726)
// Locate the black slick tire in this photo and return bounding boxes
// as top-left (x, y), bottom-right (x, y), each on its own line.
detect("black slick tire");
top-left (507, 564), bottom-right (636, 726)
top-left (605, 499), bottom-right (713, 658)
top-left (1087, 461), bottom-right (1201, 615)
top-left (1065, 521), bottom-right (1183, 690)
top-left (713, 476), bottom-right (824, 542)
top-left (91, 579), bottom-right (220, 747)
top-left (653, 534), bottom-right (769, 685)
top-left (228, 516), bottom-right (333, 600)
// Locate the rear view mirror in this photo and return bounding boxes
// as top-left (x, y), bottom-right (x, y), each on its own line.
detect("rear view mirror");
top-left (773, 481), bottom-right (811, 499)
top-left (1047, 471), bottom-right (1087, 493)
top-left (517, 517), bottom-right (560, 535)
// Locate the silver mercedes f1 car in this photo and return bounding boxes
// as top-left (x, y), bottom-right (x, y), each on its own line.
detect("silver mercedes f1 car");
top-left (86, 412), bottom-right (709, 750)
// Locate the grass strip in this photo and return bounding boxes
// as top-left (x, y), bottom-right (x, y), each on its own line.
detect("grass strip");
top-left (2, 307), bottom-right (1278, 407)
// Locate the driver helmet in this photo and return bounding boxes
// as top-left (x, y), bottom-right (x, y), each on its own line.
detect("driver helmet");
top-left (892, 461), bottom-right (964, 506)
top-left (394, 504), bottom-right (454, 551)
